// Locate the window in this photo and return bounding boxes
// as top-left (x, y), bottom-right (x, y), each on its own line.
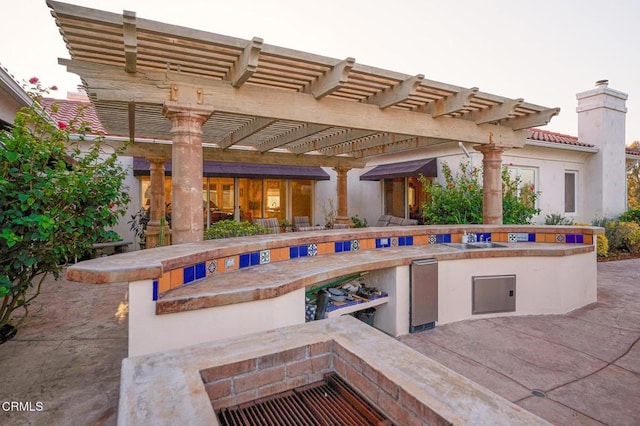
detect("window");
top-left (507, 166), bottom-right (538, 208)
top-left (564, 171), bottom-right (577, 214)
top-left (383, 178), bottom-right (405, 217)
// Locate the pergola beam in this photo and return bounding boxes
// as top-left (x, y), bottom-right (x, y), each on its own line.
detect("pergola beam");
top-left (366, 74), bottom-right (424, 109)
top-left (431, 87), bottom-right (479, 117)
top-left (473, 98), bottom-right (523, 124)
top-left (122, 10), bottom-right (137, 73)
top-left (257, 123), bottom-right (329, 152)
top-left (227, 37), bottom-right (263, 88)
top-left (219, 117), bottom-right (275, 149)
top-left (306, 57), bottom-right (355, 99)
top-left (501, 107), bottom-right (561, 130)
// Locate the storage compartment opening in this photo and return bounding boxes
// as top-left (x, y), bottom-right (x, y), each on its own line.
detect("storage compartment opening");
top-left (472, 274), bottom-right (516, 314)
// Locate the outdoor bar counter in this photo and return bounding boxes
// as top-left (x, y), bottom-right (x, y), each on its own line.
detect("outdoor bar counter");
top-left (67, 225), bottom-right (602, 357)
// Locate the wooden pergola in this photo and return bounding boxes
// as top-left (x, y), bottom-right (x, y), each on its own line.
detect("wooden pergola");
top-left (48, 0), bottom-right (559, 245)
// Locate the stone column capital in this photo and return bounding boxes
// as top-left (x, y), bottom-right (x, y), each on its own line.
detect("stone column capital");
top-left (146, 156), bottom-right (169, 165)
top-left (474, 143), bottom-right (506, 156)
top-left (162, 101), bottom-right (214, 123)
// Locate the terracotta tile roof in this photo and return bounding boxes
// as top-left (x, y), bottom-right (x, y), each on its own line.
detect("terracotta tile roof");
top-left (627, 147), bottom-right (640, 157)
top-left (527, 128), bottom-right (595, 148)
top-left (41, 97), bottom-right (105, 135)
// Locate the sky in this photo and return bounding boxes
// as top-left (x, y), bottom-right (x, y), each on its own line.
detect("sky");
top-left (2, 0), bottom-right (639, 144)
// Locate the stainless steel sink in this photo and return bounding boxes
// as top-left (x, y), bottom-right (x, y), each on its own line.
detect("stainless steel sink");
top-left (445, 242), bottom-right (507, 250)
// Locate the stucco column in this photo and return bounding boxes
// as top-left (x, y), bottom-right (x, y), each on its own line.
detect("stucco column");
top-left (145, 156), bottom-right (170, 248)
top-left (476, 144), bottom-right (505, 224)
top-left (333, 166), bottom-right (351, 226)
top-left (162, 102), bottom-right (214, 244)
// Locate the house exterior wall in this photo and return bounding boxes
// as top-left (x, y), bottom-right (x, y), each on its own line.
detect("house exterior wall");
top-left (577, 82), bottom-right (628, 220)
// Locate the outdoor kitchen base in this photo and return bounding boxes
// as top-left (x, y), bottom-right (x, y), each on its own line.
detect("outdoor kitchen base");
top-left (119, 316), bottom-right (549, 425)
top-left (216, 373), bottom-right (391, 426)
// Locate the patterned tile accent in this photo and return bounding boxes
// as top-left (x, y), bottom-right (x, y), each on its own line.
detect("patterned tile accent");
top-left (509, 233), bottom-right (534, 242)
top-left (351, 240), bottom-right (360, 251)
top-left (428, 234), bottom-right (437, 244)
top-left (391, 237), bottom-right (399, 247)
top-left (508, 233), bottom-right (517, 242)
top-left (307, 244), bottom-right (318, 256)
top-left (152, 280), bottom-right (158, 301)
top-left (207, 260), bottom-right (218, 275)
top-left (555, 234), bottom-right (566, 243)
top-left (375, 238), bottom-right (391, 248)
top-left (260, 249), bottom-right (271, 264)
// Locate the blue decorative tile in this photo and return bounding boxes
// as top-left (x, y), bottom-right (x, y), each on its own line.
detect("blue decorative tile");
top-left (289, 246), bottom-right (299, 258)
top-left (239, 253), bottom-right (251, 268)
top-left (406, 236), bottom-right (414, 246)
top-left (334, 242), bottom-right (343, 253)
top-left (195, 262), bottom-right (206, 279)
top-left (375, 239), bottom-right (382, 248)
top-left (528, 233), bottom-right (536, 242)
top-left (250, 252), bottom-right (260, 266)
top-left (152, 280), bottom-right (158, 301)
top-left (342, 241), bottom-right (351, 252)
top-left (207, 261), bottom-right (218, 275)
top-left (435, 234), bottom-right (451, 243)
top-left (443, 234), bottom-right (451, 243)
top-left (435, 234), bottom-right (444, 243)
top-left (566, 234), bottom-right (576, 244)
top-left (399, 236), bottom-right (406, 246)
top-left (308, 244), bottom-right (318, 256)
top-left (376, 238), bottom-right (391, 248)
top-left (183, 265), bottom-right (195, 284)
top-left (577, 234), bottom-right (584, 243)
top-left (299, 245), bottom-right (308, 256)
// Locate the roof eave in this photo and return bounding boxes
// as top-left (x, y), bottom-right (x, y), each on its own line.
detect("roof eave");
top-left (525, 139), bottom-right (598, 153)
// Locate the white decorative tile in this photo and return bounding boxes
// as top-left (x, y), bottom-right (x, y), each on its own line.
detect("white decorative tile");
top-left (508, 233), bottom-right (517, 242)
top-left (260, 249), bottom-right (271, 264)
top-left (307, 243), bottom-right (318, 256)
top-left (351, 240), bottom-right (360, 251)
top-left (428, 234), bottom-right (437, 244)
top-left (225, 257), bottom-right (234, 268)
top-left (555, 234), bottom-right (565, 243)
top-left (391, 237), bottom-right (399, 247)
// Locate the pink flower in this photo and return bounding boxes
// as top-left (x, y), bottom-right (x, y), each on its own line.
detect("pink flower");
top-left (530, 185), bottom-right (535, 191)
top-left (29, 77), bottom-right (39, 84)
top-left (509, 162), bottom-right (514, 166)
top-left (57, 121), bottom-right (68, 130)
top-left (50, 85), bottom-right (58, 91)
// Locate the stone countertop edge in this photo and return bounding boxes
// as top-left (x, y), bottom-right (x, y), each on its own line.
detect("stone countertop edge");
top-left (155, 243), bottom-right (595, 315)
top-left (67, 225), bottom-right (602, 284)
top-left (118, 315), bottom-right (549, 426)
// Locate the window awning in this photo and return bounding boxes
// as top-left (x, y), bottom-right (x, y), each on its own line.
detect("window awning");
top-left (133, 158), bottom-right (330, 180)
top-left (359, 158), bottom-right (437, 181)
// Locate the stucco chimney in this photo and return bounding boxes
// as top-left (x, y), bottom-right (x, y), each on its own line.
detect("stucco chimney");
top-left (576, 80), bottom-right (628, 220)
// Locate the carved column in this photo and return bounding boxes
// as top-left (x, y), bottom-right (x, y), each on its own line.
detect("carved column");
top-left (333, 166), bottom-right (351, 226)
top-left (476, 144), bottom-right (505, 224)
top-left (144, 156), bottom-right (170, 248)
top-left (162, 101), bottom-right (214, 244)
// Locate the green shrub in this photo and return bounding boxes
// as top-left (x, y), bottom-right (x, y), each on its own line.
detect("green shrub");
top-left (545, 213), bottom-right (574, 225)
top-left (605, 221), bottom-right (640, 253)
top-left (420, 160), bottom-right (540, 224)
top-left (350, 214), bottom-right (368, 228)
top-left (203, 220), bottom-right (269, 240)
top-left (619, 208), bottom-right (640, 224)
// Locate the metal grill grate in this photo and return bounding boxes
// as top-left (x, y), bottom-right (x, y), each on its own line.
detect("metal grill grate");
top-left (217, 374), bottom-right (393, 426)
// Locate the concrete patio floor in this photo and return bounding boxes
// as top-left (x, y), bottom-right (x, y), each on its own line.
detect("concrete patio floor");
top-left (0, 259), bottom-right (638, 425)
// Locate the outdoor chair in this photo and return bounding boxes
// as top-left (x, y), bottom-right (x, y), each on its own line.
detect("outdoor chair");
top-left (293, 216), bottom-right (325, 232)
top-left (254, 217), bottom-right (281, 234)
